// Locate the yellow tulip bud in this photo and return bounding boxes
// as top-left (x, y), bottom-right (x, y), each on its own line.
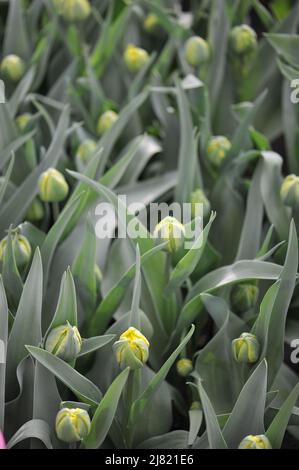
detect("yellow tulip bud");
top-left (238, 434), bottom-right (272, 449)
top-left (176, 358), bottom-right (193, 377)
top-left (185, 36), bottom-right (210, 67)
top-left (45, 322), bottom-right (82, 363)
top-left (143, 13), bottom-right (159, 33)
top-left (15, 113), bottom-right (32, 132)
top-left (76, 139), bottom-right (97, 166)
top-left (231, 283), bottom-right (259, 313)
top-left (190, 189), bottom-right (211, 219)
top-left (0, 232), bottom-right (31, 271)
top-left (53, 0), bottom-right (91, 22)
top-left (1, 55), bottom-right (25, 82)
top-left (207, 136), bottom-right (231, 169)
top-left (96, 110), bottom-right (118, 136)
top-left (26, 198), bottom-right (44, 222)
top-left (230, 25), bottom-right (257, 56)
top-left (280, 174), bottom-right (299, 210)
top-left (124, 44), bottom-right (150, 73)
top-left (113, 327), bottom-right (149, 370)
top-left (56, 408), bottom-right (91, 443)
top-left (232, 332), bottom-right (260, 364)
top-left (38, 168), bottom-right (69, 203)
top-left (153, 216), bottom-right (185, 253)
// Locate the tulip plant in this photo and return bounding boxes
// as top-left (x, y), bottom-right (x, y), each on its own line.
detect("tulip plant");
top-left (0, 0), bottom-right (299, 450)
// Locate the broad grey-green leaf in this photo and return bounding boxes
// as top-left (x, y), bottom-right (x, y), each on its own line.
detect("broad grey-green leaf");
top-left (197, 379), bottom-right (227, 449)
top-left (7, 420), bottom-right (52, 449)
top-left (41, 192), bottom-right (84, 288)
top-left (78, 335), bottom-right (115, 358)
top-left (129, 245), bottom-right (141, 330)
top-left (26, 346), bottom-right (102, 407)
top-left (236, 161), bottom-right (264, 260)
top-left (265, 220), bottom-right (298, 386)
top-left (138, 430), bottom-right (196, 449)
top-left (6, 249), bottom-right (43, 399)
top-left (207, 0), bottom-right (230, 112)
top-left (0, 154), bottom-right (15, 207)
top-left (266, 383), bottom-right (299, 448)
top-left (3, 0), bottom-right (30, 59)
top-left (174, 81), bottom-right (198, 205)
top-left (1, 229), bottom-right (23, 310)
top-left (188, 407), bottom-right (203, 447)
top-left (81, 368), bottom-right (130, 449)
top-left (194, 294), bottom-right (243, 413)
top-left (266, 33), bottom-right (299, 67)
top-left (32, 362), bottom-right (62, 449)
top-left (72, 218), bottom-right (97, 317)
top-left (260, 151), bottom-right (291, 240)
top-left (45, 268), bottom-right (78, 340)
top-left (222, 360), bottom-right (268, 448)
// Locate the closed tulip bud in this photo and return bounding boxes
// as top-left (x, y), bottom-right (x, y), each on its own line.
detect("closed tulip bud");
top-left (207, 136), bottom-right (231, 169)
top-left (238, 434), bottom-right (272, 449)
top-left (231, 283), bottom-right (259, 313)
top-left (0, 431), bottom-right (5, 449)
top-left (1, 54), bottom-right (25, 82)
top-left (96, 110), bottom-right (118, 136)
top-left (38, 168), bottom-right (69, 202)
top-left (232, 332), bottom-right (260, 364)
top-left (185, 36), bottom-right (210, 67)
top-left (0, 232), bottom-right (31, 271)
top-left (280, 174), bottom-right (299, 210)
top-left (26, 198), bottom-right (44, 222)
top-left (153, 216), bottom-right (185, 253)
top-left (124, 44), bottom-right (150, 73)
top-left (45, 322), bottom-right (82, 363)
top-left (230, 25), bottom-right (257, 56)
top-left (15, 113), bottom-right (32, 132)
top-left (56, 408), bottom-right (91, 443)
top-left (143, 13), bottom-right (159, 33)
top-left (76, 139), bottom-right (97, 166)
top-left (113, 327), bottom-right (149, 370)
top-left (176, 358), bottom-right (193, 377)
top-left (190, 189), bottom-right (211, 219)
top-left (54, 0), bottom-right (91, 22)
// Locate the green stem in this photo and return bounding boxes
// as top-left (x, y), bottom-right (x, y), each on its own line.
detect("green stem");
top-left (52, 202), bottom-right (60, 222)
top-left (163, 253), bottom-right (177, 334)
top-left (124, 369), bottom-right (141, 448)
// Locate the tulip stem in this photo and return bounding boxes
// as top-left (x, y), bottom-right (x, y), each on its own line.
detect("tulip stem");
top-left (52, 202), bottom-right (60, 222)
top-left (163, 253), bottom-right (176, 334)
top-left (124, 369), bottom-right (140, 448)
